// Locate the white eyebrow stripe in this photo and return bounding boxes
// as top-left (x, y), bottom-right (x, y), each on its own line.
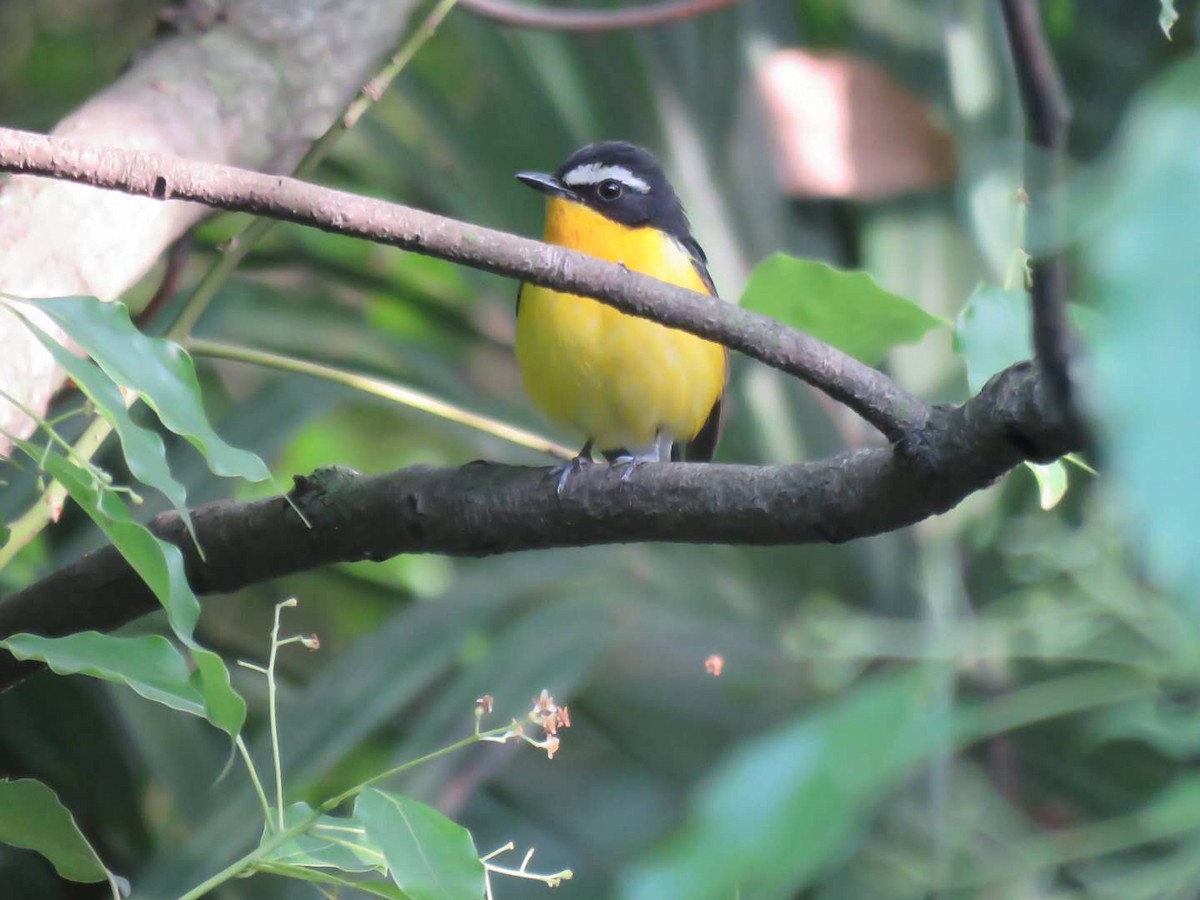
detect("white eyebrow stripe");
top-left (561, 163), bottom-right (650, 193)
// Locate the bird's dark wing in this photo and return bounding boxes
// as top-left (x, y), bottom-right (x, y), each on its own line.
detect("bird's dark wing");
top-left (677, 236), bottom-right (729, 463)
top-left (685, 389), bottom-right (726, 462)
top-left (679, 236), bottom-right (716, 294)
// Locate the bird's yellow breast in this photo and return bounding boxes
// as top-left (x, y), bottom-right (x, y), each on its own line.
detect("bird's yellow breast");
top-left (515, 197), bottom-right (727, 452)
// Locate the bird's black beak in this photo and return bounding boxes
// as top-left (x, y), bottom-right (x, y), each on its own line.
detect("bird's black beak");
top-left (516, 171), bottom-right (574, 199)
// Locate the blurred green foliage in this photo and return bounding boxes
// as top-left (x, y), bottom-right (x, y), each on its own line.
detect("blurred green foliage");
top-left (741, 254), bottom-right (947, 365)
top-left (2, 1), bottom-right (1199, 898)
top-left (1084, 55), bottom-right (1200, 604)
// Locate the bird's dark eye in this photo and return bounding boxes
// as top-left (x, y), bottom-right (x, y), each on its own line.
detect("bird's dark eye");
top-left (597, 179), bottom-right (623, 201)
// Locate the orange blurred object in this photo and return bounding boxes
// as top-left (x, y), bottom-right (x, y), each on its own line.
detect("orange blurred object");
top-left (758, 49), bottom-right (956, 201)
top-left (704, 654), bottom-right (724, 677)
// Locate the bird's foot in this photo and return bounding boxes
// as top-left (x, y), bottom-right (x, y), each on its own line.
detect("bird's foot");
top-left (552, 456), bottom-right (592, 495)
top-left (611, 454), bottom-right (644, 483)
top-left (609, 434), bottom-right (673, 483)
top-left (549, 441), bottom-right (595, 497)
top-left (610, 449), bottom-right (662, 483)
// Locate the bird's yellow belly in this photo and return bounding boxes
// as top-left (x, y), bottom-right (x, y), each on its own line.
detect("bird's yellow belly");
top-left (515, 199), bottom-right (726, 451)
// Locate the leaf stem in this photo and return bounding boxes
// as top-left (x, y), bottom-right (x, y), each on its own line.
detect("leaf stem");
top-left (267, 599), bottom-right (291, 832)
top-left (176, 816), bottom-right (313, 900)
top-left (0, 411), bottom-right (113, 570)
top-left (324, 721), bottom-right (519, 811)
top-left (187, 338), bottom-right (574, 459)
top-left (236, 734), bottom-right (273, 826)
top-left (481, 842), bottom-right (573, 891)
top-left (177, 720), bottom-right (517, 900)
top-left (0, 387), bottom-right (108, 483)
top-left (483, 862), bottom-right (573, 884)
top-left (343, 0), bottom-right (462, 131)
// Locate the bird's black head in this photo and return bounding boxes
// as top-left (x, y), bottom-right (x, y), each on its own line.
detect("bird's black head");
top-left (517, 141), bottom-right (691, 239)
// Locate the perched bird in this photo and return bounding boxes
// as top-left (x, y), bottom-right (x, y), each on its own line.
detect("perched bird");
top-left (514, 141), bottom-right (728, 492)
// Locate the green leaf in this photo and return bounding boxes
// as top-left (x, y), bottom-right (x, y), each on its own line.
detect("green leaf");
top-left (953, 283), bottom-right (1100, 396)
top-left (1, 633), bottom-right (205, 717)
top-left (0, 778), bottom-right (109, 883)
top-left (740, 254), bottom-right (947, 365)
top-left (261, 803), bottom-right (387, 874)
top-left (1027, 460), bottom-right (1069, 511)
top-left (1083, 57), bottom-right (1200, 599)
top-left (356, 789), bottom-right (485, 900)
top-left (38, 452), bottom-right (198, 638)
top-left (258, 863), bottom-right (412, 899)
top-left (1087, 698), bottom-right (1200, 760)
top-left (1160, 0), bottom-right (1179, 37)
top-left (30, 451), bottom-right (245, 736)
top-left (256, 868), bottom-right (412, 900)
top-left (620, 669), bottom-right (946, 899)
top-left (954, 284), bottom-right (1031, 394)
top-left (25, 296), bottom-right (270, 482)
top-left (191, 648), bottom-right (248, 738)
top-left (16, 315), bottom-right (194, 536)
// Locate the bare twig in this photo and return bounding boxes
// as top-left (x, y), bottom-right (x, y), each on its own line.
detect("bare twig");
top-left (188, 338), bottom-right (575, 459)
top-left (0, 360), bottom-right (1079, 691)
top-left (460, 0), bottom-right (740, 31)
top-left (166, 0), bottom-right (460, 338)
top-left (0, 127), bottom-right (929, 443)
top-left (998, 0), bottom-right (1080, 436)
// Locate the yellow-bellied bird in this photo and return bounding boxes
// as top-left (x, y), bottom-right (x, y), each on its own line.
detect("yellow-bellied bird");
top-left (515, 141), bottom-right (728, 492)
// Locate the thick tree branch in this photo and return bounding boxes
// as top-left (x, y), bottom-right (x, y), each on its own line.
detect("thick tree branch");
top-left (0, 361), bottom-right (1076, 691)
top-left (460, 0), bottom-right (741, 31)
top-left (998, 0), bottom-right (1081, 435)
top-left (0, 127), bottom-right (929, 444)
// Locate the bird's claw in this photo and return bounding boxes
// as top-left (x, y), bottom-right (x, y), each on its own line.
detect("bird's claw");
top-left (611, 454), bottom-right (644, 483)
top-left (551, 452), bottom-right (593, 497)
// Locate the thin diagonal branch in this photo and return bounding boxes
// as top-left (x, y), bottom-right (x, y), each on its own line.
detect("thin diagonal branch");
top-left (460, 0), bottom-right (741, 31)
top-left (998, 0), bottom-right (1081, 437)
top-left (0, 361), bottom-right (1078, 692)
top-left (187, 338), bottom-right (575, 459)
top-left (0, 127), bottom-right (930, 443)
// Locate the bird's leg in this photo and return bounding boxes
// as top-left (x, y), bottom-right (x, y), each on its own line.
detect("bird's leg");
top-left (550, 439), bottom-right (595, 497)
top-left (611, 433), bottom-right (673, 483)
